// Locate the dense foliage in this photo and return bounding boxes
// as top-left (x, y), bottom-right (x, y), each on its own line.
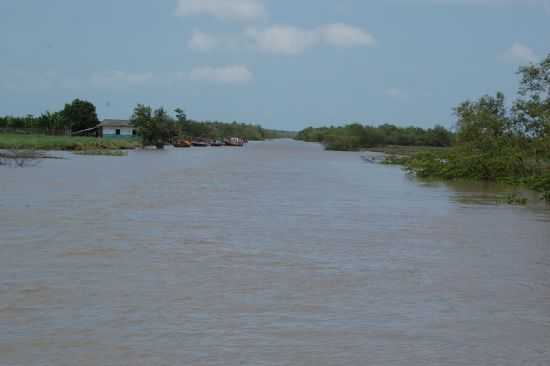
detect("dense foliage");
top-left (295, 123), bottom-right (453, 151)
top-left (0, 112), bottom-right (68, 133)
top-left (0, 99), bottom-right (98, 134)
top-left (405, 54), bottom-right (550, 202)
top-left (1, 99), bottom-right (292, 143)
top-left (61, 99), bottom-right (99, 132)
top-left (180, 119), bottom-right (293, 141)
top-left (130, 105), bottom-right (175, 149)
top-left (131, 104), bottom-right (292, 147)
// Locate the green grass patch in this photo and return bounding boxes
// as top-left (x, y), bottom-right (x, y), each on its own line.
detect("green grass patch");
top-left (0, 134), bottom-right (139, 151)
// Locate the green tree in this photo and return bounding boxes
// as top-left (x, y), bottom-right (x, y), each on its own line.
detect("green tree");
top-left (61, 99), bottom-right (99, 132)
top-left (427, 125), bottom-right (453, 147)
top-left (513, 54), bottom-right (550, 161)
top-left (174, 108), bottom-right (187, 123)
top-left (38, 111), bottom-right (66, 133)
top-left (513, 54), bottom-right (550, 138)
top-left (174, 108), bottom-right (188, 136)
top-left (130, 104), bottom-right (174, 149)
top-left (455, 92), bottom-right (510, 145)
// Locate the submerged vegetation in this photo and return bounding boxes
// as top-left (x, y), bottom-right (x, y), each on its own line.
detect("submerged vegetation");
top-left (72, 150), bottom-right (128, 157)
top-left (0, 150), bottom-right (45, 167)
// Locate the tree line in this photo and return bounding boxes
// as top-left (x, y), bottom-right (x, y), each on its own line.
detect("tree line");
top-left (130, 104), bottom-right (292, 148)
top-left (0, 99), bottom-right (99, 134)
top-left (295, 123), bottom-right (454, 151)
top-left (0, 100), bottom-right (293, 145)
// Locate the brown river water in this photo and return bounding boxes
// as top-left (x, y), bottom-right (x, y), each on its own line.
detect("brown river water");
top-left (1, 139), bottom-right (550, 365)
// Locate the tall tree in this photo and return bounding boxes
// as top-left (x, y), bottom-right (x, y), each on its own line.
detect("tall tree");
top-left (454, 92), bottom-right (511, 147)
top-left (174, 108), bottom-right (187, 136)
top-left (513, 54), bottom-right (550, 161)
top-left (130, 105), bottom-right (174, 149)
top-left (61, 99), bottom-right (99, 132)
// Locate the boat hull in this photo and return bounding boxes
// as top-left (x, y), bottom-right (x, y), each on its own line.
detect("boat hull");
top-left (174, 139), bottom-right (192, 148)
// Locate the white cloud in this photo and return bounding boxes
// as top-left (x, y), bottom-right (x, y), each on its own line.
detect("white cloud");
top-left (319, 23), bottom-right (376, 47)
top-left (189, 65), bottom-right (253, 83)
top-left (503, 42), bottom-right (538, 64)
top-left (188, 31), bottom-right (218, 51)
top-left (245, 26), bottom-right (319, 55)
top-left (187, 30), bottom-right (245, 51)
top-left (245, 24), bottom-right (375, 55)
top-left (175, 0), bottom-right (266, 21)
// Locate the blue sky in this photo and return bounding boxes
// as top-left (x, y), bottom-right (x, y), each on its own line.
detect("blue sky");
top-left (0, 0), bottom-right (548, 130)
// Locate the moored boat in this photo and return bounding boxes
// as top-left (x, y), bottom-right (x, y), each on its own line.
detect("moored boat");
top-left (211, 140), bottom-right (224, 147)
top-left (192, 139), bottom-right (210, 147)
top-left (173, 138), bottom-right (192, 148)
top-left (224, 137), bottom-right (245, 147)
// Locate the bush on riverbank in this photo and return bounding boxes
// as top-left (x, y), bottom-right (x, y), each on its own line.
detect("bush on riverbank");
top-left (404, 54), bottom-right (550, 202)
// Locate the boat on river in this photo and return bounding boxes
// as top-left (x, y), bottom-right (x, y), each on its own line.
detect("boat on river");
top-left (224, 137), bottom-right (245, 147)
top-left (173, 138), bottom-right (192, 148)
top-left (192, 139), bottom-right (210, 147)
top-left (211, 140), bottom-right (224, 147)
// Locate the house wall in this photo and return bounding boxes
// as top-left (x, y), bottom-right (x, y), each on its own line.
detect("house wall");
top-left (102, 127), bottom-right (135, 137)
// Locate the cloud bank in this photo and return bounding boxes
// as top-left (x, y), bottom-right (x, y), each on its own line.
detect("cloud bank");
top-left (175, 0), bottom-right (266, 21)
top-left (246, 24), bottom-right (376, 54)
top-left (190, 24), bottom-right (376, 55)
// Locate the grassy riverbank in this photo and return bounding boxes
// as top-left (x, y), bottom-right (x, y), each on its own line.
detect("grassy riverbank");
top-left (0, 134), bottom-right (139, 151)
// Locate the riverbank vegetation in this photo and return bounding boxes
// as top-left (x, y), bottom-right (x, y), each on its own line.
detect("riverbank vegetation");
top-left (130, 104), bottom-right (293, 148)
top-left (405, 55), bottom-right (550, 202)
top-left (1, 98), bottom-right (294, 152)
top-left (295, 123), bottom-right (454, 151)
top-left (0, 99), bottom-right (99, 135)
top-left (296, 55), bottom-right (550, 202)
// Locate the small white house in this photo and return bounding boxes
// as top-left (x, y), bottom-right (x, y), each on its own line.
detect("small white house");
top-left (98, 119), bottom-right (136, 138)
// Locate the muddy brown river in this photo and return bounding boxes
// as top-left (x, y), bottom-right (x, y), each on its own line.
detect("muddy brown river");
top-left (1, 139), bottom-right (549, 365)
